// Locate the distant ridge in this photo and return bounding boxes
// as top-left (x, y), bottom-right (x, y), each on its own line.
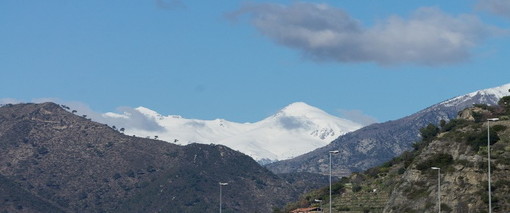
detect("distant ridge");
top-left (266, 83), bottom-right (510, 176)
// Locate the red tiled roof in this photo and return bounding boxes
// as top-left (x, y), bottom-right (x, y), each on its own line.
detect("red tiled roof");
top-left (290, 207), bottom-right (320, 213)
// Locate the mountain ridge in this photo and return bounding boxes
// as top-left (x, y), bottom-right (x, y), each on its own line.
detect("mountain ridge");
top-left (266, 83), bottom-right (510, 176)
top-left (282, 102), bottom-right (510, 213)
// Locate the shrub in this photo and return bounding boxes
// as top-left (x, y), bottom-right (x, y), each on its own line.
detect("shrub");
top-left (455, 159), bottom-right (474, 167)
top-left (464, 128), bottom-right (499, 151)
top-left (441, 203), bottom-right (453, 213)
top-left (473, 104), bottom-right (490, 110)
top-left (441, 119), bottom-right (470, 132)
top-left (420, 124), bottom-right (439, 141)
top-left (492, 125), bottom-right (507, 132)
top-left (498, 96), bottom-right (510, 110)
top-left (331, 182), bottom-right (344, 194)
top-left (397, 167), bottom-right (406, 175)
top-left (416, 153), bottom-right (453, 171)
top-left (352, 185), bottom-right (362, 192)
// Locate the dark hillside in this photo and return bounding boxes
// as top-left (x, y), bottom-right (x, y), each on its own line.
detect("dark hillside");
top-left (0, 103), bottom-right (296, 212)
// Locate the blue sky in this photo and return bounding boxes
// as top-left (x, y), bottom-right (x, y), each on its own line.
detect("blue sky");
top-left (1, 0), bottom-right (509, 124)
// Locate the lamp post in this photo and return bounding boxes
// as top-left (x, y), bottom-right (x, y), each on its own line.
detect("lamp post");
top-left (431, 167), bottom-right (441, 213)
top-left (487, 118), bottom-right (499, 213)
top-left (219, 182), bottom-right (228, 213)
top-left (314, 199), bottom-right (323, 212)
top-left (329, 150), bottom-right (339, 213)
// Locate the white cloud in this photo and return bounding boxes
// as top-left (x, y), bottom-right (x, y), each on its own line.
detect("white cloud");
top-left (230, 3), bottom-right (501, 66)
top-left (0, 98), bottom-right (22, 105)
top-left (101, 107), bottom-right (165, 132)
top-left (477, 0), bottom-right (510, 18)
top-left (337, 109), bottom-right (378, 126)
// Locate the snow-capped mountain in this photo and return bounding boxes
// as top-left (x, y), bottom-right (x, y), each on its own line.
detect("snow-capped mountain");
top-left (266, 83), bottom-right (510, 176)
top-left (102, 102), bottom-right (363, 162)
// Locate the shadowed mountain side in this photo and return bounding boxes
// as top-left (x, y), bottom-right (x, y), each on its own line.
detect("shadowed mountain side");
top-left (0, 103), bottom-right (298, 212)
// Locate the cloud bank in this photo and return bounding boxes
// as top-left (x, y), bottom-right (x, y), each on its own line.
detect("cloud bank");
top-left (477, 0), bottom-right (510, 18)
top-left (338, 109), bottom-right (378, 126)
top-left (231, 3), bottom-right (500, 66)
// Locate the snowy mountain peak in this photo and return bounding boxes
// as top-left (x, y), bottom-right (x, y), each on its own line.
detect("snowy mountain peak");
top-left (102, 102), bottom-right (364, 162)
top-left (477, 83), bottom-right (510, 98)
top-left (441, 83), bottom-right (510, 107)
top-left (278, 102), bottom-right (323, 116)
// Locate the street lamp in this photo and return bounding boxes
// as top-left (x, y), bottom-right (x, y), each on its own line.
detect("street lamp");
top-left (329, 150), bottom-right (339, 213)
top-left (431, 167), bottom-right (441, 213)
top-left (314, 199), bottom-right (323, 212)
top-left (219, 182), bottom-right (228, 213)
top-left (487, 118), bottom-right (499, 213)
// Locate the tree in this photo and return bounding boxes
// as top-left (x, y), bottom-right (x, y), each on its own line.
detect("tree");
top-left (498, 96), bottom-right (510, 110)
top-left (440, 120), bottom-right (446, 128)
top-left (120, 128), bottom-right (125, 133)
top-left (419, 124), bottom-right (439, 141)
top-left (154, 136), bottom-right (159, 140)
top-left (72, 110), bottom-right (77, 114)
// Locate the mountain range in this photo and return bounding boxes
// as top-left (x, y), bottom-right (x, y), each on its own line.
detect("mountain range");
top-left (0, 103), bottom-right (309, 212)
top-left (266, 83), bottom-right (510, 176)
top-left (1, 83), bottom-right (509, 212)
top-left (101, 102), bottom-right (363, 163)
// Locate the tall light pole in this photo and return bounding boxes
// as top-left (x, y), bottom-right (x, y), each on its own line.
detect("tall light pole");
top-left (487, 118), bottom-right (499, 213)
top-left (431, 167), bottom-right (441, 213)
top-left (219, 182), bottom-right (228, 213)
top-left (329, 150), bottom-right (339, 213)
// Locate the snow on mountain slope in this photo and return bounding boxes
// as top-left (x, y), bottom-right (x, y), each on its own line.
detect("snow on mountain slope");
top-left (440, 83), bottom-right (510, 107)
top-left (103, 102), bottom-right (363, 162)
top-left (266, 83), bottom-right (510, 175)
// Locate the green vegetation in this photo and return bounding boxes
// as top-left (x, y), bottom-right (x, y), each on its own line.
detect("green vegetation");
top-left (420, 124), bottom-right (440, 141)
top-left (415, 153), bottom-right (453, 171)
